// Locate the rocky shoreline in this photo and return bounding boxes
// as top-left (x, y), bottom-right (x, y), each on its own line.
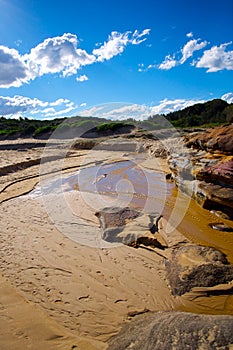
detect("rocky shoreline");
top-left (168, 124), bottom-right (233, 221)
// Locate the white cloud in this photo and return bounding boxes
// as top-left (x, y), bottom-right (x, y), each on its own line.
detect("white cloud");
top-left (50, 98), bottom-right (70, 106)
top-left (0, 30), bottom-right (149, 88)
top-left (24, 33), bottom-right (95, 79)
top-left (92, 29), bottom-right (150, 62)
top-left (196, 42), bottom-right (233, 72)
top-left (221, 92), bottom-right (233, 103)
top-left (43, 104), bottom-right (76, 117)
top-left (0, 95), bottom-right (47, 115)
top-left (80, 102), bottom-right (87, 107)
top-left (138, 63), bottom-right (156, 72)
top-left (180, 39), bottom-right (207, 64)
top-left (76, 74), bottom-right (88, 82)
top-left (0, 46), bottom-right (28, 88)
top-left (79, 98), bottom-right (206, 120)
top-left (131, 29), bottom-right (150, 45)
top-left (159, 55), bottom-right (177, 70)
top-left (186, 32), bottom-right (193, 38)
top-left (150, 98), bottom-right (206, 115)
top-left (159, 38), bottom-right (207, 70)
top-left (0, 94), bottom-right (78, 118)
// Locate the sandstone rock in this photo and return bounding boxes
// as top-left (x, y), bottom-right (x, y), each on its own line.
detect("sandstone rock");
top-left (168, 130), bottom-right (233, 216)
top-left (165, 245), bottom-right (233, 296)
top-left (197, 182), bottom-right (233, 215)
top-left (107, 311), bottom-right (233, 350)
top-left (95, 207), bottom-right (167, 248)
top-left (185, 124), bottom-right (233, 154)
top-left (197, 158), bottom-right (233, 187)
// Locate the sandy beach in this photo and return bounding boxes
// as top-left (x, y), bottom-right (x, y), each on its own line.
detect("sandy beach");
top-left (0, 137), bottom-right (232, 349)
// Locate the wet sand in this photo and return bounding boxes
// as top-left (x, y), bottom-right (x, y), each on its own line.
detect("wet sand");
top-left (0, 138), bottom-right (232, 349)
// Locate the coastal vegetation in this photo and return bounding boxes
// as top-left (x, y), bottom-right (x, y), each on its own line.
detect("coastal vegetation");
top-left (0, 98), bottom-right (232, 139)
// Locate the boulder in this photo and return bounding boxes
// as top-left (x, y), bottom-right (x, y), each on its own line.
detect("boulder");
top-left (165, 245), bottom-right (233, 296)
top-left (95, 207), bottom-right (167, 248)
top-left (197, 182), bottom-right (233, 216)
top-left (107, 311), bottom-right (233, 350)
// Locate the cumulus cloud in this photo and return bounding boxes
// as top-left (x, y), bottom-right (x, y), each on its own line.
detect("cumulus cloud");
top-left (76, 74), bottom-right (88, 82)
top-left (0, 46), bottom-right (28, 88)
top-left (159, 55), bottom-right (177, 70)
top-left (0, 95), bottom-right (77, 118)
top-left (186, 32), bottom-right (193, 38)
top-left (0, 30), bottom-right (149, 88)
top-left (92, 29), bottom-right (150, 62)
top-left (221, 92), bottom-right (233, 103)
top-left (24, 33), bottom-right (95, 79)
top-left (195, 42), bottom-right (233, 72)
top-left (180, 39), bottom-right (207, 64)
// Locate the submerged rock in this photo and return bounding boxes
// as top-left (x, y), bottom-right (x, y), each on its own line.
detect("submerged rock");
top-left (165, 245), bottom-right (233, 296)
top-left (107, 311), bottom-right (233, 350)
top-left (209, 222), bottom-right (233, 232)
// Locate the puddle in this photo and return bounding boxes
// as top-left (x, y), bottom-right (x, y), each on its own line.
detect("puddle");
top-left (30, 160), bottom-right (174, 214)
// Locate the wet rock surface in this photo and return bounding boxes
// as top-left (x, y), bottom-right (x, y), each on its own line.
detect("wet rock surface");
top-left (95, 206), bottom-right (167, 248)
top-left (165, 245), bottom-right (233, 296)
top-left (107, 311), bottom-right (233, 350)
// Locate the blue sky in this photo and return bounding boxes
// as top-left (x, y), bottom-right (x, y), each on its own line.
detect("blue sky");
top-left (0, 0), bottom-right (233, 120)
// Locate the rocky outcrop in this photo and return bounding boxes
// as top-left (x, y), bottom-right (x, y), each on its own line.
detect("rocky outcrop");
top-left (107, 311), bottom-right (233, 350)
top-left (185, 124), bottom-right (233, 154)
top-left (168, 125), bottom-right (233, 218)
top-left (165, 245), bottom-right (233, 296)
top-left (95, 207), bottom-right (168, 248)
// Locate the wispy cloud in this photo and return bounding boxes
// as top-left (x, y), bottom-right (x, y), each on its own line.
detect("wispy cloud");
top-left (79, 98), bottom-right (207, 120)
top-left (92, 29), bottom-right (150, 62)
top-left (221, 92), bottom-right (233, 103)
top-left (180, 39), bottom-right (207, 64)
top-left (195, 42), bottom-right (233, 72)
top-left (0, 30), bottom-right (150, 88)
top-left (158, 55), bottom-right (177, 70)
top-left (150, 98), bottom-right (206, 115)
top-left (159, 37), bottom-right (207, 70)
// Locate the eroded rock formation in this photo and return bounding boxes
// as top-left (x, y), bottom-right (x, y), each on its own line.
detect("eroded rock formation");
top-left (107, 311), bottom-right (233, 350)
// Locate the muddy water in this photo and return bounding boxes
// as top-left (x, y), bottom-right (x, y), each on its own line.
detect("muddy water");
top-left (34, 159), bottom-right (233, 315)
top-left (36, 159), bottom-right (233, 259)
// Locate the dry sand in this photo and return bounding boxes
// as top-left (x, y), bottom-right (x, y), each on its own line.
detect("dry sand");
top-left (0, 138), bottom-right (232, 349)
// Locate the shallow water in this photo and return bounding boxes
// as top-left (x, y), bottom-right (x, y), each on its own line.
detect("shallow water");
top-left (32, 160), bottom-right (174, 215)
top-left (31, 160), bottom-right (233, 261)
top-left (28, 158), bottom-right (233, 315)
